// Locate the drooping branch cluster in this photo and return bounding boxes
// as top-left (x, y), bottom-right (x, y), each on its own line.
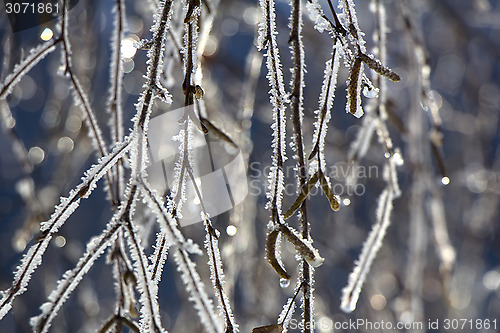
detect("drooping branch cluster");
top-left (0, 0), bottom-right (462, 330)
top-left (0, 0), bottom-right (239, 332)
top-left (257, 0), bottom-right (403, 329)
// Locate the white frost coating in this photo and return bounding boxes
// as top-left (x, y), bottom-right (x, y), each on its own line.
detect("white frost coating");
top-left (259, 0), bottom-right (288, 216)
top-left (182, 4), bottom-right (201, 78)
top-left (0, 300), bottom-right (11, 320)
top-left (341, 1), bottom-right (403, 313)
top-left (173, 248), bottom-right (223, 333)
top-left (204, 223), bottom-right (239, 332)
top-left (30, 220), bottom-right (121, 333)
top-left (140, 180), bottom-right (201, 254)
top-left (338, 0), bottom-right (366, 51)
top-left (149, 233), bottom-right (170, 286)
top-left (107, 0), bottom-right (126, 196)
top-left (265, 166), bottom-right (285, 212)
top-left (131, 0), bottom-right (174, 192)
top-left (0, 42), bottom-right (57, 100)
top-left (299, 264), bottom-right (315, 333)
top-left (168, 124), bottom-right (187, 213)
top-left (311, 43), bottom-right (341, 171)
top-left (386, 153), bottom-right (402, 196)
top-left (277, 283), bottom-right (299, 329)
top-left (140, 180), bottom-right (203, 290)
top-left (283, 225), bottom-right (324, 268)
top-left (257, 0), bottom-right (268, 51)
top-left (123, 219), bottom-right (165, 333)
top-left (1, 138), bottom-right (129, 320)
top-left (305, 0), bottom-right (330, 33)
top-left (40, 137), bottom-right (131, 232)
top-left (340, 188), bottom-right (394, 313)
top-left (148, 0), bottom-right (173, 104)
top-left (132, 129), bottom-right (151, 182)
top-left (0, 234), bottom-right (52, 320)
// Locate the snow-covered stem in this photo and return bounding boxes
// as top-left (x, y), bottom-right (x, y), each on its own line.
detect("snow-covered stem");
top-left (149, 233), bottom-right (169, 286)
top-left (173, 247), bottom-right (222, 333)
top-left (108, 0), bottom-right (127, 204)
top-left (400, 1), bottom-right (452, 321)
top-left (289, 0), bottom-right (314, 331)
top-left (125, 11), bottom-right (175, 327)
top-left (259, 0), bottom-right (288, 218)
top-left (184, 164), bottom-right (238, 332)
top-left (277, 281), bottom-right (304, 331)
top-left (133, 0), bottom-right (173, 135)
top-left (122, 190), bottom-right (166, 333)
top-left (30, 217), bottom-right (123, 333)
top-left (58, 0), bottom-right (118, 205)
top-left (204, 220), bottom-right (238, 332)
top-left (289, 0), bottom-right (306, 202)
top-left (0, 137), bottom-right (131, 320)
top-left (0, 40), bottom-right (60, 100)
top-left (341, 0), bottom-right (403, 312)
top-left (170, 6), bottom-right (197, 208)
top-left (29, 179), bottom-right (140, 333)
top-left (142, 3), bottom-right (234, 330)
top-left (340, 185), bottom-right (395, 313)
top-left (106, 2), bottom-right (129, 328)
top-left (138, 178), bottom-right (201, 256)
top-left (0, 39), bottom-right (59, 228)
top-left (310, 42), bottom-right (341, 169)
top-left (338, 0), bottom-right (366, 51)
top-left (110, 231), bottom-right (128, 331)
top-left (179, 10), bottom-right (238, 329)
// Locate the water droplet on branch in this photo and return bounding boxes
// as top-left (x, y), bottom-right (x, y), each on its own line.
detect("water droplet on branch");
top-left (280, 278), bottom-right (290, 288)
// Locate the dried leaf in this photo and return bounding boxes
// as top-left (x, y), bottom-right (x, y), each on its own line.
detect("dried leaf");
top-left (265, 229), bottom-right (290, 280)
top-left (123, 269), bottom-right (137, 286)
top-left (200, 117), bottom-right (238, 149)
top-left (252, 324), bottom-right (283, 333)
top-left (279, 224), bottom-right (324, 267)
top-left (319, 172), bottom-right (340, 211)
top-left (359, 53), bottom-right (400, 82)
top-left (348, 56), bottom-right (362, 116)
top-left (308, 141), bottom-right (319, 160)
top-left (283, 171), bottom-right (320, 219)
top-left (194, 85), bottom-right (204, 100)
